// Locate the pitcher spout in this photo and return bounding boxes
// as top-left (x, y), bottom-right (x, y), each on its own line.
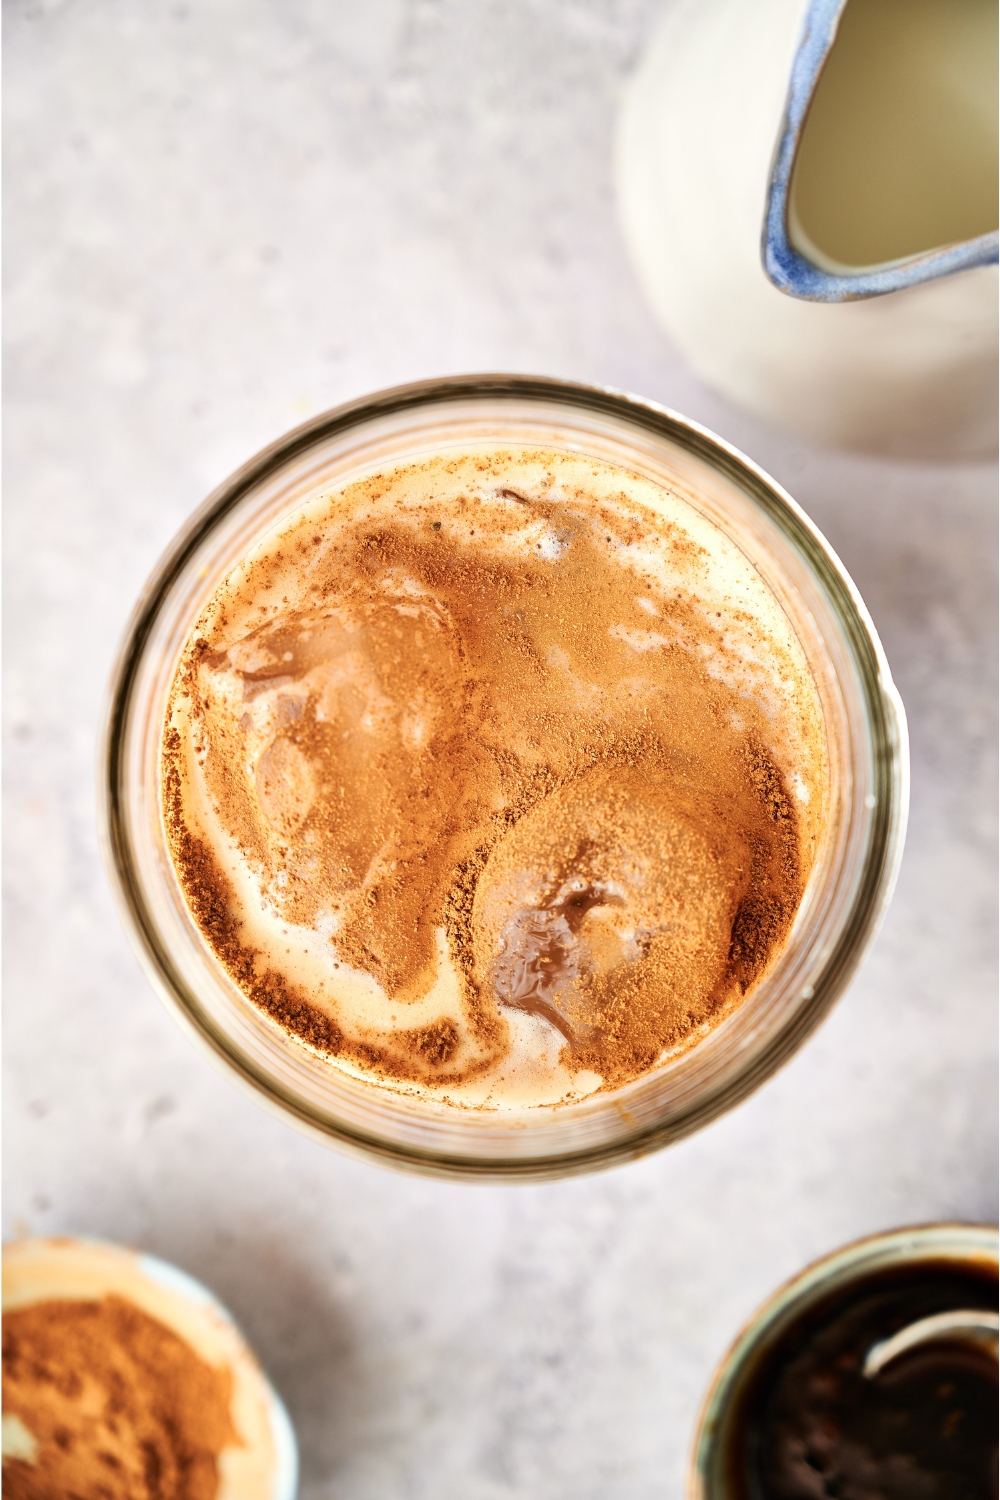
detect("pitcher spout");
top-left (764, 0), bottom-right (999, 301)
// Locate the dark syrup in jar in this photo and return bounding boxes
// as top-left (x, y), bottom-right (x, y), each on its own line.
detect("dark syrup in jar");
top-left (727, 1257), bottom-right (998, 1499)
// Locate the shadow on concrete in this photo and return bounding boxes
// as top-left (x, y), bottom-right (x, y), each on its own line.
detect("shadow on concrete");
top-left (122, 1196), bottom-right (361, 1497)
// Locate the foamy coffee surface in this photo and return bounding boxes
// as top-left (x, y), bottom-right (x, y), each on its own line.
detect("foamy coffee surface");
top-left (163, 448), bottom-right (828, 1108)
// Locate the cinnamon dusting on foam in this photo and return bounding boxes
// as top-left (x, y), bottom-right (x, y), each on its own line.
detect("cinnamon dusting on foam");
top-left (162, 448), bottom-right (828, 1107)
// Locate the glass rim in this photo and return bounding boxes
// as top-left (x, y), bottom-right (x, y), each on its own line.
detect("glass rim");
top-left (98, 373), bottom-right (909, 1179)
top-left (687, 1219), bottom-right (1000, 1499)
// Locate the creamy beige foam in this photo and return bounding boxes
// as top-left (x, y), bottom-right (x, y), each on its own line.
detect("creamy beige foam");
top-left (163, 447), bottom-right (828, 1108)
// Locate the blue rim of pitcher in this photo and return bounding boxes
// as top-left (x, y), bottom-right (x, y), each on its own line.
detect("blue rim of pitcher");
top-left (762, 0), bottom-right (999, 303)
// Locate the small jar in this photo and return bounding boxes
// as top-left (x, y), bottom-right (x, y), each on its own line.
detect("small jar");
top-left (689, 1222), bottom-right (999, 1498)
top-left (99, 375), bottom-right (908, 1179)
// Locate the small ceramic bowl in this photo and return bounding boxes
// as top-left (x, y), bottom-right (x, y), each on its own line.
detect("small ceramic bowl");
top-left (2, 1236), bottom-right (298, 1500)
top-left (688, 1222), bottom-right (999, 1499)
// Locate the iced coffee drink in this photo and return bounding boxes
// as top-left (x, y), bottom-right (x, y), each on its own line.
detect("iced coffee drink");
top-left (163, 447), bottom-right (827, 1108)
top-left (103, 378), bottom-right (906, 1175)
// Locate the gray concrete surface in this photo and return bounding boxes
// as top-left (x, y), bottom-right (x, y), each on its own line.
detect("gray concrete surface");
top-left (4, 3), bottom-right (997, 1496)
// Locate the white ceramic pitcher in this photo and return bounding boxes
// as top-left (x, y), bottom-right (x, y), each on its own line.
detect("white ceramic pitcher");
top-left (616, 0), bottom-right (998, 458)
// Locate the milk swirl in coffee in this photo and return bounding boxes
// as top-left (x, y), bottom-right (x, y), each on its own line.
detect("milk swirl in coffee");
top-left (163, 448), bottom-right (828, 1107)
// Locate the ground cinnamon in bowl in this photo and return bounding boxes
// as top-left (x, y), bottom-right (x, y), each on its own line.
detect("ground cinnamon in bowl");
top-left (2, 1296), bottom-right (237, 1500)
top-left (2, 1238), bottom-right (295, 1500)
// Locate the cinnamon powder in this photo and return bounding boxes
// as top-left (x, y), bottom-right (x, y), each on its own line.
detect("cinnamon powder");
top-left (2, 1296), bottom-right (238, 1500)
top-left (163, 450), bottom-right (827, 1100)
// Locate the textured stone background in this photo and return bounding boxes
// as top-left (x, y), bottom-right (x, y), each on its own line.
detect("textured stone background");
top-left (4, 3), bottom-right (997, 1496)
